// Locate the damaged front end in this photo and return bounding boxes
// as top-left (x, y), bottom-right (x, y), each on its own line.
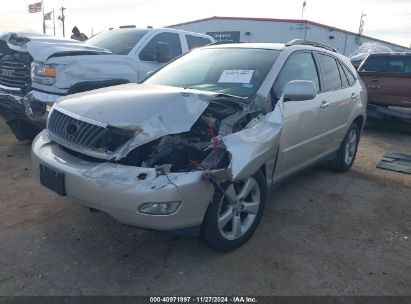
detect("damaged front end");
top-left (33, 84), bottom-right (283, 229)
top-left (31, 44), bottom-right (287, 249)
top-left (117, 94), bottom-right (262, 176)
top-left (45, 85), bottom-right (283, 187)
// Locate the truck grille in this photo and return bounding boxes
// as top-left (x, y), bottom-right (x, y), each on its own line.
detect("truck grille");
top-left (47, 109), bottom-right (134, 156)
top-left (0, 53), bottom-right (32, 95)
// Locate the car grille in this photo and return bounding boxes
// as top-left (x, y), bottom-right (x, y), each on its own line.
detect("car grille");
top-left (47, 109), bottom-right (134, 156)
top-left (48, 109), bottom-right (107, 148)
top-left (0, 53), bottom-right (32, 95)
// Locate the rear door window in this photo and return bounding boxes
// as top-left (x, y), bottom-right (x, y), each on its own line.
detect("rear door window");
top-left (386, 57), bottom-right (405, 72)
top-left (405, 57), bottom-right (411, 73)
top-left (186, 35), bottom-right (212, 50)
top-left (337, 62), bottom-right (350, 87)
top-left (337, 60), bottom-right (356, 87)
top-left (317, 54), bottom-right (342, 91)
top-left (340, 63), bottom-right (356, 85)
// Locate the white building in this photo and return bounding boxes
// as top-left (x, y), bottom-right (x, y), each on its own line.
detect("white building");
top-left (168, 16), bottom-right (410, 56)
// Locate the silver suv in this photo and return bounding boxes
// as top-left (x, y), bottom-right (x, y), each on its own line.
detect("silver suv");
top-left (32, 40), bottom-right (367, 252)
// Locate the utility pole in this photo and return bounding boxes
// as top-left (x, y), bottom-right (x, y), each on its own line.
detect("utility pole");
top-left (358, 12), bottom-right (366, 35)
top-left (42, 0), bottom-right (46, 34)
top-left (52, 9), bottom-right (56, 36)
top-left (301, 0), bottom-right (307, 20)
top-left (59, 6), bottom-right (66, 37)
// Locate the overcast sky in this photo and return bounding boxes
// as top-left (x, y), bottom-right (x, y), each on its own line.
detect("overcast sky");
top-left (1, 0), bottom-right (410, 47)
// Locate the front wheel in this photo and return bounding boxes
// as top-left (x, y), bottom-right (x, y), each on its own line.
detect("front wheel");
top-left (329, 123), bottom-right (360, 172)
top-left (200, 170), bottom-right (267, 252)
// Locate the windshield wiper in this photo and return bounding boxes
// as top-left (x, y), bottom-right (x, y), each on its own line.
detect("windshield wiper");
top-left (213, 93), bottom-right (248, 101)
top-left (184, 86), bottom-right (247, 100)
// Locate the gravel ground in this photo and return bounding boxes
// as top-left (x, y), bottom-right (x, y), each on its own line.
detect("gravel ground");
top-left (0, 117), bottom-right (410, 296)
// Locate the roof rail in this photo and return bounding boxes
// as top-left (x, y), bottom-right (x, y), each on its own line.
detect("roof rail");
top-left (119, 25), bottom-right (136, 29)
top-left (285, 39), bottom-right (337, 52)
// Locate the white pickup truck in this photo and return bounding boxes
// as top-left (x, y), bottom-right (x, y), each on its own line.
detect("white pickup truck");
top-left (0, 28), bottom-right (214, 140)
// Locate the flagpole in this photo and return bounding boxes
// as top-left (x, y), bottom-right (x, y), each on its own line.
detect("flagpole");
top-left (42, 0), bottom-right (46, 34)
top-left (53, 9), bottom-right (56, 35)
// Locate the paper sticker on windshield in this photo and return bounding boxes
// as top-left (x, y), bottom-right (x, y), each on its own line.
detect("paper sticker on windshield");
top-left (218, 70), bottom-right (254, 83)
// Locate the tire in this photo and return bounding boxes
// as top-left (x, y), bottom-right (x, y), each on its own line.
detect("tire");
top-left (6, 119), bottom-right (41, 141)
top-left (200, 170), bottom-right (267, 252)
top-left (329, 122), bottom-right (360, 172)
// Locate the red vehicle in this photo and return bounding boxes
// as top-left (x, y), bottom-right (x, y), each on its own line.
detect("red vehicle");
top-left (358, 53), bottom-right (411, 120)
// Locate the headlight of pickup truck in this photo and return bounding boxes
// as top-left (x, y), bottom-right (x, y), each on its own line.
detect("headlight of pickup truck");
top-left (31, 62), bottom-right (57, 86)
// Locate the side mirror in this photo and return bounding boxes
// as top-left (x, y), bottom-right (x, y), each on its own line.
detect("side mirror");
top-left (283, 80), bottom-right (317, 101)
top-left (155, 42), bottom-right (172, 63)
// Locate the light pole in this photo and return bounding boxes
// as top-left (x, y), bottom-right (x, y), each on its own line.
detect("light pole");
top-left (301, 0), bottom-right (307, 20)
top-left (58, 7), bottom-right (66, 37)
top-left (358, 12), bottom-right (366, 35)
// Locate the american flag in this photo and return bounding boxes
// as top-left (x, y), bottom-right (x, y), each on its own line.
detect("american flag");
top-left (28, 2), bottom-right (42, 13)
top-left (44, 11), bottom-right (52, 21)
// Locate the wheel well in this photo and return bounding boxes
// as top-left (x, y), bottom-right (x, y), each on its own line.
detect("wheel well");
top-left (353, 115), bottom-right (364, 129)
top-left (259, 164), bottom-right (267, 178)
top-left (67, 79), bottom-right (130, 94)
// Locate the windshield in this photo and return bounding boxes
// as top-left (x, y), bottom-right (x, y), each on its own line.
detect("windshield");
top-left (145, 48), bottom-right (281, 98)
top-left (87, 29), bottom-right (149, 55)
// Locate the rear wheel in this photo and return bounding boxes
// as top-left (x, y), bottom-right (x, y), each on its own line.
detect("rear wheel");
top-left (329, 123), bottom-right (360, 172)
top-left (200, 170), bottom-right (267, 252)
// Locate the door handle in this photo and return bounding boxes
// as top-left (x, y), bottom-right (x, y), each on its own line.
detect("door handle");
top-left (368, 83), bottom-right (381, 89)
top-left (320, 101), bottom-right (330, 109)
top-left (351, 93), bottom-right (358, 100)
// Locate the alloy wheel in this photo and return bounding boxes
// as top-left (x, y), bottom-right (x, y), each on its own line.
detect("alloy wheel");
top-left (217, 177), bottom-right (261, 240)
top-left (344, 128), bottom-right (357, 165)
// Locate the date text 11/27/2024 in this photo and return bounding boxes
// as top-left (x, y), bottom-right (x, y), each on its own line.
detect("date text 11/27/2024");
top-left (149, 296), bottom-right (258, 303)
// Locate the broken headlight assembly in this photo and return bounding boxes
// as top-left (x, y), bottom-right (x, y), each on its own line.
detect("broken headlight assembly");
top-left (31, 62), bottom-right (57, 86)
top-left (138, 201), bottom-right (181, 215)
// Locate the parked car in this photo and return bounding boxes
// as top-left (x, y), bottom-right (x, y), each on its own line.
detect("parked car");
top-left (357, 52), bottom-right (411, 120)
top-left (0, 28), bottom-right (214, 140)
top-left (32, 40), bottom-right (367, 252)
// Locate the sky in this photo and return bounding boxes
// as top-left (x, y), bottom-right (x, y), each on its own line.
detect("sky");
top-left (0, 0), bottom-right (410, 47)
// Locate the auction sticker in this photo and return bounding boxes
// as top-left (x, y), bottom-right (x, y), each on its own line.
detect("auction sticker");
top-left (218, 70), bottom-right (254, 83)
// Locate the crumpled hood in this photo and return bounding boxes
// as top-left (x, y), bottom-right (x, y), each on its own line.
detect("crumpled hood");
top-left (1, 32), bottom-right (111, 62)
top-left (53, 84), bottom-right (215, 159)
top-left (56, 83), bottom-right (215, 126)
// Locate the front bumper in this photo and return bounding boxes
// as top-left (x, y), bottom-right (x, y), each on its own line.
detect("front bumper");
top-left (32, 131), bottom-right (215, 230)
top-left (0, 88), bottom-right (61, 140)
top-left (0, 88), bottom-right (61, 125)
top-left (25, 90), bottom-right (61, 124)
top-left (0, 89), bottom-right (26, 121)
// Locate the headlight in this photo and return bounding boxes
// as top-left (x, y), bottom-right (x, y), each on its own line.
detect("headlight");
top-left (31, 62), bottom-right (57, 85)
top-left (138, 201), bottom-right (181, 215)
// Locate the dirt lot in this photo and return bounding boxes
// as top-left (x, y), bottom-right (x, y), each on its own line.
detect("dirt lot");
top-left (0, 117), bottom-right (410, 296)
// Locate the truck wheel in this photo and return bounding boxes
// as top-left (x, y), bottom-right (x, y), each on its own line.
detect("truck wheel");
top-left (7, 119), bottom-right (41, 141)
top-left (200, 170), bottom-right (267, 252)
top-left (329, 123), bottom-right (360, 172)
